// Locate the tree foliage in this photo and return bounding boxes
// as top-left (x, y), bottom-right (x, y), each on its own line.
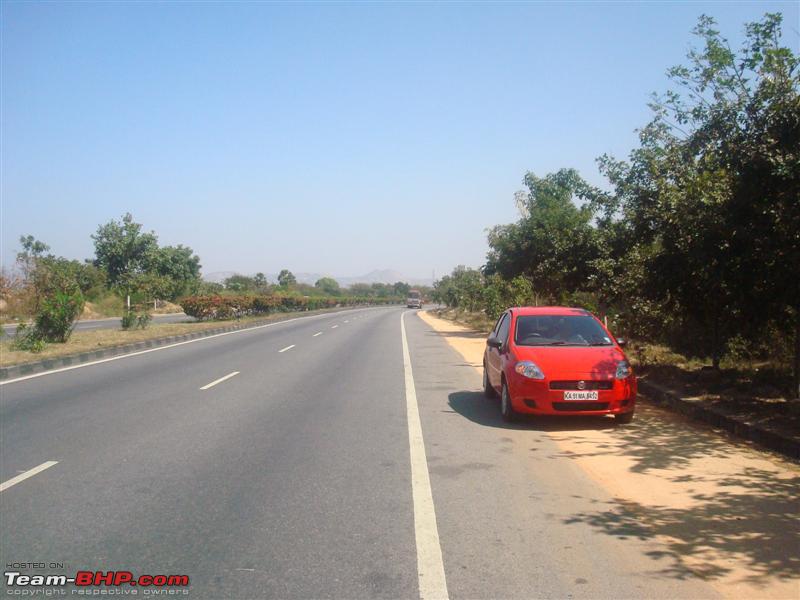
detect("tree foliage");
top-left (438, 13), bottom-right (799, 394)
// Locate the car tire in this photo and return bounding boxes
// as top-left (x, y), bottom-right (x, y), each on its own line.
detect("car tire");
top-left (615, 411), bottom-right (635, 424)
top-left (483, 362), bottom-right (498, 399)
top-left (500, 381), bottom-right (518, 422)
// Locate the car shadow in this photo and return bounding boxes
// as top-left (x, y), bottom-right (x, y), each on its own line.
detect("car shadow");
top-left (448, 390), bottom-right (619, 432)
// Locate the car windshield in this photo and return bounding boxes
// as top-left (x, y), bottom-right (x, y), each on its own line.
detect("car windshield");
top-left (514, 315), bottom-right (613, 347)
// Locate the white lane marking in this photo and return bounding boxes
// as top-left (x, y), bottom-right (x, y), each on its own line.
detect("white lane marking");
top-left (344, 320), bottom-right (349, 323)
top-left (401, 311), bottom-right (449, 600)
top-left (200, 371), bottom-right (240, 390)
top-left (0, 461), bottom-right (58, 493)
top-left (278, 345), bottom-right (295, 353)
top-left (331, 325), bottom-right (338, 329)
top-left (313, 332), bottom-right (323, 337)
top-left (0, 308), bottom-right (383, 386)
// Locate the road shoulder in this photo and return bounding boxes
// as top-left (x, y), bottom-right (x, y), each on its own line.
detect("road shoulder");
top-left (416, 309), bottom-right (800, 600)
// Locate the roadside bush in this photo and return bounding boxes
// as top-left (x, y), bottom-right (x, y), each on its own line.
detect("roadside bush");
top-left (34, 289), bottom-right (84, 343)
top-left (180, 293), bottom-right (398, 321)
top-left (11, 324), bottom-right (46, 353)
top-left (121, 309), bottom-right (152, 330)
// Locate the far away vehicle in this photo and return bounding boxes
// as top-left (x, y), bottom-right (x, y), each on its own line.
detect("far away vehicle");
top-left (483, 307), bottom-right (637, 423)
top-left (406, 290), bottom-right (422, 309)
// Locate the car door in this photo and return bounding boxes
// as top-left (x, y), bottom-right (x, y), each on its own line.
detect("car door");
top-left (487, 312), bottom-right (509, 388)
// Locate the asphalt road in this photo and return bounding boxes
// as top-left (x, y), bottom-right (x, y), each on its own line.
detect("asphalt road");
top-left (2, 313), bottom-right (193, 336)
top-left (0, 307), bottom-right (751, 598)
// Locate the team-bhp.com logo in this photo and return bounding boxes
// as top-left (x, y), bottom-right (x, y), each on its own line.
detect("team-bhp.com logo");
top-left (5, 570), bottom-right (189, 589)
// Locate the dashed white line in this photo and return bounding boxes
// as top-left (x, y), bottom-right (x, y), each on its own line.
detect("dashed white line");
top-left (0, 461), bottom-right (58, 493)
top-left (344, 320), bottom-right (349, 323)
top-left (331, 325), bottom-right (338, 329)
top-left (401, 311), bottom-right (449, 600)
top-left (313, 332), bottom-right (323, 337)
top-left (200, 371), bottom-right (240, 390)
top-left (0, 309), bottom-right (374, 387)
top-left (278, 344), bottom-right (296, 353)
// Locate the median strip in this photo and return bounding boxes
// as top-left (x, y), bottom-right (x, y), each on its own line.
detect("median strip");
top-left (200, 371), bottom-right (240, 390)
top-left (0, 461), bottom-right (58, 493)
top-left (278, 345), bottom-right (295, 353)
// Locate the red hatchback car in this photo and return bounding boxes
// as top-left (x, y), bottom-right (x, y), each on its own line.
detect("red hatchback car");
top-left (483, 307), bottom-right (637, 423)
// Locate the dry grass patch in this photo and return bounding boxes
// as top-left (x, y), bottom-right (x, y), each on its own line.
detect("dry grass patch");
top-left (1, 313), bottom-right (292, 367)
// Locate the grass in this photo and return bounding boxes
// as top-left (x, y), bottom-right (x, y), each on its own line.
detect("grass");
top-left (0, 310), bottom-right (331, 367)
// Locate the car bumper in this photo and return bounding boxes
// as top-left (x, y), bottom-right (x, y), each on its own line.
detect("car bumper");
top-left (507, 375), bottom-right (637, 415)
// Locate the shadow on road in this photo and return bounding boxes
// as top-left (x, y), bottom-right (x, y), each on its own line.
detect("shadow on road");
top-left (447, 390), bottom-right (618, 432)
top-left (448, 389), bottom-right (800, 587)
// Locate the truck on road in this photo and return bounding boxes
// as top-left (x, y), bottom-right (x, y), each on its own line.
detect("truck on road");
top-left (406, 290), bottom-right (422, 309)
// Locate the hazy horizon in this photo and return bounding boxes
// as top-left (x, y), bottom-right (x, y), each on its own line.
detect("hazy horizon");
top-left (3, 1), bottom-right (796, 278)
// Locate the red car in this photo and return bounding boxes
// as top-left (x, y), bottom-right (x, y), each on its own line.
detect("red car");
top-left (483, 307), bottom-right (637, 423)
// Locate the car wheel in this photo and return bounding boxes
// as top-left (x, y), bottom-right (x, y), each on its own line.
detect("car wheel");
top-left (483, 362), bottom-right (497, 399)
top-left (615, 411), bottom-right (635, 424)
top-left (500, 381), bottom-right (518, 422)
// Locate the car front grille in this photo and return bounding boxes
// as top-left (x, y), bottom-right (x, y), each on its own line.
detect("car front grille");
top-left (549, 380), bottom-right (613, 391)
top-left (552, 402), bottom-right (610, 412)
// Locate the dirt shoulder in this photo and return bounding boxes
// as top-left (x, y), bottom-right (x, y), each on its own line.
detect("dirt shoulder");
top-left (418, 309), bottom-right (800, 600)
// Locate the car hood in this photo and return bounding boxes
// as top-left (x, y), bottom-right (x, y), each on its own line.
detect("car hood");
top-left (513, 344), bottom-right (626, 379)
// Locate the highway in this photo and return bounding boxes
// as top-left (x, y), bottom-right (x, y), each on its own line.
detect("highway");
top-left (0, 307), bottom-right (795, 599)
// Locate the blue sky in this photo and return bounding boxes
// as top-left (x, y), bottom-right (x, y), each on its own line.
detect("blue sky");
top-left (2, 1), bottom-right (797, 280)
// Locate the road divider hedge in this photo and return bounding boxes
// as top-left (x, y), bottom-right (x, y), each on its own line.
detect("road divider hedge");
top-left (179, 294), bottom-right (399, 321)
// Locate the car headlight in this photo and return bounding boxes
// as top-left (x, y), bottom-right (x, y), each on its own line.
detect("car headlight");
top-left (514, 361), bottom-right (545, 380)
top-left (615, 360), bottom-right (632, 379)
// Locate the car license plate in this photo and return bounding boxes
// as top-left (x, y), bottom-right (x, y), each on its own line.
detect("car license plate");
top-left (563, 391), bottom-right (599, 401)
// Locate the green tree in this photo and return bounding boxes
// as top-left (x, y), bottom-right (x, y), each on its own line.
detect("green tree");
top-left (154, 245), bottom-right (201, 300)
top-left (224, 274), bottom-right (257, 292)
top-left (392, 281), bottom-right (411, 297)
top-left (595, 12), bottom-right (799, 382)
top-left (277, 269), bottom-right (296, 288)
top-left (92, 213), bottom-right (159, 287)
top-left (485, 169), bottom-right (601, 302)
top-left (253, 273), bottom-right (268, 291)
top-left (315, 277), bottom-right (341, 295)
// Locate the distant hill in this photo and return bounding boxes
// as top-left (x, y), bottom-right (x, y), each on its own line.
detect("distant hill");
top-left (203, 269), bottom-right (432, 287)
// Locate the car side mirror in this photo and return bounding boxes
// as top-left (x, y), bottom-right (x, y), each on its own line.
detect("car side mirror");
top-left (616, 338), bottom-right (627, 348)
top-left (487, 336), bottom-right (502, 349)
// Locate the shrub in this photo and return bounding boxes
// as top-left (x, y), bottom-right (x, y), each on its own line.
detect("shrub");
top-left (34, 289), bottom-right (84, 342)
top-left (11, 324), bottom-right (46, 353)
top-left (122, 309), bottom-right (153, 330)
top-left (180, 293), bottom-right (398, 321)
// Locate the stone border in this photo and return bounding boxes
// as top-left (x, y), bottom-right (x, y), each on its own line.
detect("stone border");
top-left (638, 379), bottom-right (800, 460)
top-left (0, 306), bottom-right (380, 381)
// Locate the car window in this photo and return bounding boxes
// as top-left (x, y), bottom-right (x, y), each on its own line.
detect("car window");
top-left (514, 315), bottom-right (612, 346)
top-left (491, 315), bottom-right (505, 336)
top-left (496, 313), bottom-right (511, 343)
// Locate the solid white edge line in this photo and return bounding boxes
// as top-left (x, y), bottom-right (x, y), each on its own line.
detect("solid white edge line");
top-left (0, 307), bottom-right (383, 386)
top-left (313, 332), bottom-right (323, 337)
top-left (278, 344), bottom-right (295, 353)
top-left (401, 311), bottom-right (449, 600)
top-left (199, 371), bottom-right (240, 390)
top-left (0, 461), bottom-right (58, 493)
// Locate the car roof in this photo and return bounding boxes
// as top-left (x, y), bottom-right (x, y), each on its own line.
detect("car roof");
top-left (509, 306), bottom-right (592, 317)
